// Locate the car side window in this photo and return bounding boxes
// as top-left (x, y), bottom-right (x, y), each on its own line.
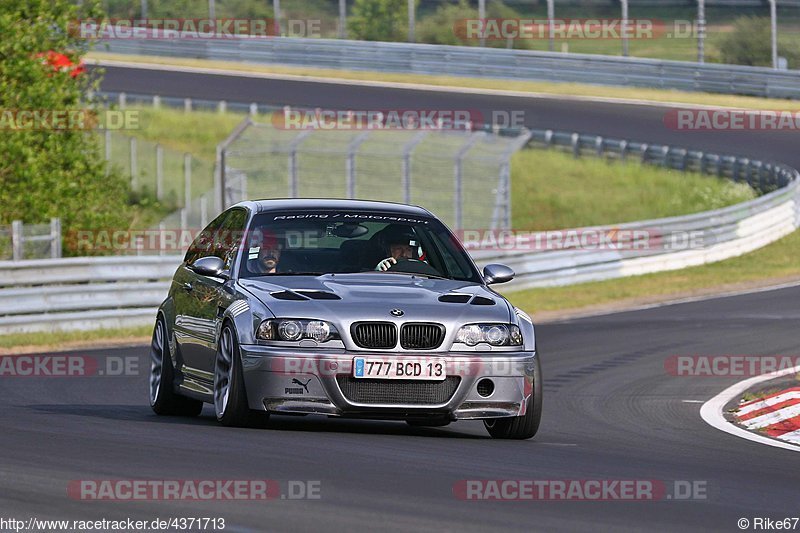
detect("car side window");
top-left (184, 211), bottom-right (230, 265)
top-left (215, 208), bottom-right (248, 270)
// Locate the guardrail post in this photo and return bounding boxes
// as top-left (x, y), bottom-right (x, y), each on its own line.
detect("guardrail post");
top-left (50, 218), bottom-right (61, 259)
top-left (119, 92), bottom-right (126, 109)
top-left (619, 140), bottom-right (628, 161)
top-left (218, 100), bottom-right (227, 114)
top-left (184, 98), bottom-right (192, 113)
top-left (11, 220), bottom-right (22, 261)
top-left (153, 95), bottom-right (161, 109)
top-left (640, 143), bottom-right (649, 164)
top-left (250, 103), bottom-right (258, 116)
top-left (661, 146), bottom-right (670, 167)
top-left (595, 136), bottom-right (604, 157)
top-left (130, 137), bottom-right (138, 191)
top-left (571, 133), bottom-right (580, 158)
top-left (544, 129), bottom-right (553, 146)
top-left (183, 153), bottom-right (192, 210)
top-left (156, 143), bottom-right (164, 201)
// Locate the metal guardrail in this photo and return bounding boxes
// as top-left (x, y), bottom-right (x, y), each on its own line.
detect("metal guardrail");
top-left (1, 129), bottom-right (797, 334)
top-left (101, 37), bottom-right (800, 99)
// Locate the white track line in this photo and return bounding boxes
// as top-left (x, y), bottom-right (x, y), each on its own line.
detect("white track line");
top-left (700, 364), bottom-right (800, 453)
top-left (92, 58), bottom-right (752, 111)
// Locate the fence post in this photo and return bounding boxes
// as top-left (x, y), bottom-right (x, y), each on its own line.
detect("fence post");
top-left (130, 137), bottom-right (138, 191)
top-left (338, 0), bottom-right (347, 39)
top-left (50, 218), bottom-right (62, 259)
top-left (401, 131), bottom-right (429, 205)
top-left (158, 222), bottom-right (166, 256)
top-left (346, 131), bottom-right (371, 199)
top-left (454, 133), bottom-right (483, 231)
top-left (184, 153), bottom-right (192, 211)
top-left (11, 220), bottom-right (23, 261)
top-left (407, 0), bottom-right (415, 43)
top-left (287, 129), bottom-right (313, 198)
top-left (214, 145), bottom-right (223, 213)
top-left (104, 129), bottom-right (111, 175)
top-left (180, 208), bottom-right (188, 231)
top-left (200, 195), bottom-right (209, 228)
top-left (156, 143), bottom-right (164, 201)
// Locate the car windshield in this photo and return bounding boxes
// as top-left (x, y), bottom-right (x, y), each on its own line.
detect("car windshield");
top-left (239, 210), bottom-right (481, 283)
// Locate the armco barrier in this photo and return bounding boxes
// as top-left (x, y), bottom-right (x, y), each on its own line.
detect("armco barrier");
top-left (101, 37), bottom-right (800, 99)
top-left (1, 142), bottom-right (797, 334)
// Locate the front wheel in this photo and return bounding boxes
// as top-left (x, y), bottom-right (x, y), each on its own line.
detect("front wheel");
top-left (149, 318), bottom-right (203, 417)
top-left (484, 358), bottom-right (542, 440)
top-left (214, 323), bottom-right (267, 427)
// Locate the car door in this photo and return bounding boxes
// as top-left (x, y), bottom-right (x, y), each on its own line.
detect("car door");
top-left (173, 211), bottom-right (230, 388)
top-left (178, 208), bottom-right (249, 385)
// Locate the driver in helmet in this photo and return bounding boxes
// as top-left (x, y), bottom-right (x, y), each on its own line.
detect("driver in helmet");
top-left (375, 226), bottom-right (421, 271)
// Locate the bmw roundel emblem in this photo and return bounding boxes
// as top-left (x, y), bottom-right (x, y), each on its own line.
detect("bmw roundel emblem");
top-left (390, 309), bottom-right (404, 317)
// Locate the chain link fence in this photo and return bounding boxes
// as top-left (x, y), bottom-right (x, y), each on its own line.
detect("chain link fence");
top-left (221, 120), bottom-right (531, 231)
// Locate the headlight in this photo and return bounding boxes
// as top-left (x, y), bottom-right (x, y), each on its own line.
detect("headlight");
top-left (257, 319), bottom-right (340, 343)
top-left (455, 324), bottom-right (522, 347)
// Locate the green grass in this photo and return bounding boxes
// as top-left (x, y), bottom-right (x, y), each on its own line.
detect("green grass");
top-left (510, 150), bottom-right (755, 230)
top-left (506, 228), bottom-right (800, 315)
top-left (0, 325), bottom-right (152, 352)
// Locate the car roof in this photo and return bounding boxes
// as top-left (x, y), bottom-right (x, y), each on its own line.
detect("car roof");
top-left (235, 198), bottom-right (435, 217)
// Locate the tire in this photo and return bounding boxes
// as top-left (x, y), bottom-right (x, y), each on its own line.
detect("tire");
top-left (149, 318), bottom-right (203, 417)
top-left (484, 358), bottom-right (542, 440)
top-left (214, 323), bottom-right (268, 427)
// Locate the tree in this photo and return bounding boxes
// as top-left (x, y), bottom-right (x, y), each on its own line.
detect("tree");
top-left (349, 0), bottom-right (410, 42)
top-left (717, 16), bottom-right (797, 69)
top-left (0, 0), bottom-right (130, 254)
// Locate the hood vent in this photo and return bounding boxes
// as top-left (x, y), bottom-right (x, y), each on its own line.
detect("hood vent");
top-left (438, 293), bottom-right (472, 303)
top-left (470, 296), bottom-right (496, 306)
top-left (270, 290), bottom-right (309, 301)
top-left (295, 290), bottom-right (341, 300)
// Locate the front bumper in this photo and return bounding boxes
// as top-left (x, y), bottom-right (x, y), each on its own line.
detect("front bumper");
top-left (240, 346), bottom-right (539, 420)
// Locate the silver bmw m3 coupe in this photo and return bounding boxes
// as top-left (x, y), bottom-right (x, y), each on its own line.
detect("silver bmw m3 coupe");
top-left (149, 199), bottom-right (542, 439)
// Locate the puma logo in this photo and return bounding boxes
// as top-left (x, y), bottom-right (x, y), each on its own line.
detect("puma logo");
top-left (291, 378), bottom-right (311, 393)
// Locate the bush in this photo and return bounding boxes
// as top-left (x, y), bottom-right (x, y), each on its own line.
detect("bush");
top-left (717, 16), bottom-right (798, 68)
top-left (0, 0), bottom-right (130, 255)
top-left (349, 0), bottom-right (411, 42)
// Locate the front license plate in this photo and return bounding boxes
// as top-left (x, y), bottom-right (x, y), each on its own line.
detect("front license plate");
top-left (353, 357), bottom-right (446, 381)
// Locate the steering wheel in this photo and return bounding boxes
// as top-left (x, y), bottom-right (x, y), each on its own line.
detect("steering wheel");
top-left (386, 258), bottom-right (443, 277)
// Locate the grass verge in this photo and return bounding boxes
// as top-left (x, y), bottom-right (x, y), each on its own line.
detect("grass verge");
top-left (89, 52), bottom-right (800, 112)
top-left (0, 325), bottom-right (152, 354)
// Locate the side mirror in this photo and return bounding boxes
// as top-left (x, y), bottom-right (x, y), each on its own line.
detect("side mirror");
top-left (483, 263), bottom-right (514, 285)
top-left (189, 256), bottom-right (229, 279)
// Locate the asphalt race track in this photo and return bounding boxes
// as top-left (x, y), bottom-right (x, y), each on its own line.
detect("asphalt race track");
top-left (2, 65), bottom-right (792, 531)
top-left (4, 287), bottom-right (800, 532)
top-left (98, 65), bottom-right (800, 169)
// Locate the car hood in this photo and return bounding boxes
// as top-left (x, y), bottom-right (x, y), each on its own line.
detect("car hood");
top-left (238, 273), bottom-right (512, 324)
